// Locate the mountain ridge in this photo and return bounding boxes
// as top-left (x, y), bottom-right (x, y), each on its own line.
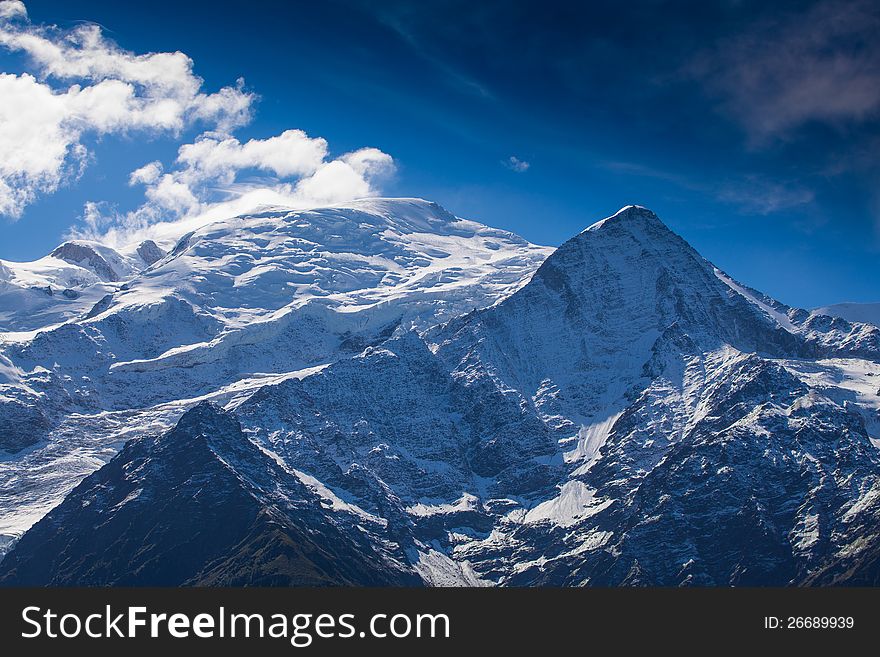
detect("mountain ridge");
top-left (813, 302), bottom-right (880, 328)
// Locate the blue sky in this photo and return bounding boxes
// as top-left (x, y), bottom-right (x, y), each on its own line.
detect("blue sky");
top-left (1, 0), bottom-right (878, 308)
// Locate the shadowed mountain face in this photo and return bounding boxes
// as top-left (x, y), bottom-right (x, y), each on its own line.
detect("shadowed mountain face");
top-left (1, 203), bottom-right (879, 586)
top-left (0, 402), bottom-right (417, 586)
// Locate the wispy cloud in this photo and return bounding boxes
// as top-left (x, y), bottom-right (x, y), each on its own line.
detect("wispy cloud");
top-left (712, 179), bottom-right (815, 215)
top-left (502, 155), bottom-right (530, 173)
top-left (605, 161), bottom-right (815, 215)
top-left (372, 6), bottom-right (493, 99)
top-left (686, 0), bottom-right (880, 145)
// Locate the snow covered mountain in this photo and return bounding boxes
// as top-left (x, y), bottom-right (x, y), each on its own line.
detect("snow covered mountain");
top-left (813, 302), bottom-right (880, 328)
top-left (0, 198), bottom-right (550, 553)
top-left (0, 239), bottom-right (166, 333)
top-left (1, 202), bottom-right (879, 585)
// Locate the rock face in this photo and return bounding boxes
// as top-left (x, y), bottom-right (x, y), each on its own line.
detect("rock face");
top-left (1, 202), bottom-right (879, 585)
top-left (0, 395), bottom-right (48, 452)
top-left (50, 242), bottom-right (123, 282)
top-left (135, 240), bottom-right (166, 267)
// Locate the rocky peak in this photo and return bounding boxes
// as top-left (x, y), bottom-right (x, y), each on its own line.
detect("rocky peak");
top-left (135, 240), bottom-right (166, 266)
top-left (49, 241), bottom-right (122, 282)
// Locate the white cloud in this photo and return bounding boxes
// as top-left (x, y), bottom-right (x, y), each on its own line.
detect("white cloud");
top-left (294, 148), bottom-right (395, 205)
top-left (0, 2), bottom-right (255, 217)
top-left (2, 1), bottom-right (397, 241)
top-left (0, 73), bottom-right (74, 215)
top-left (75, 135), bottom-right (396, 245)
top-left (344, 147), bottom-right (396, 177)
top-left (125, 132), bottom-right (394, 219)
top-left (144, 174), bottom-right (201, 215)
top-left (176, 130), bottom-right (329, 182)
top-left (503, 155), bottom-right (530, 172)
top-left (129, 161), bottom-right (163, 186)
top-left (0, 1), bottom-right (25, 20)
top-left (76, 175), bottom-right (395, 249)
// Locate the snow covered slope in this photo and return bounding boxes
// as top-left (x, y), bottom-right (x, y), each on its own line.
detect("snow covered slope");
top-left (0, 198), bottom-right (551, 551)
top-left (2, 204), bottom-right (879, 585)
top-left (0, 239), bottom-right (165, 333)
top-left (813, 302), bottom-right (880, 328)
top-left (229, 206), bottom-right (880, 585)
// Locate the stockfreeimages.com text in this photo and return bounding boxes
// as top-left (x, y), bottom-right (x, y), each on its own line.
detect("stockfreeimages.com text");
top-left (22, 605), bottom-right (451, 647)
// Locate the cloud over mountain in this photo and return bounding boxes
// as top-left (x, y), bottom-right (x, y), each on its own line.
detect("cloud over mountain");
top-left (0, 1), bottom-right (253, 217)
top-left (0, 1), bottom-right (395, 243)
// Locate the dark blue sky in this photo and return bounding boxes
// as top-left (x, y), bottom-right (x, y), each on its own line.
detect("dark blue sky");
top-left (1, 0), bottom-right (878, 308)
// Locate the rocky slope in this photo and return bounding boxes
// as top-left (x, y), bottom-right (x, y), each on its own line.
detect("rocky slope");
top-left (0, 402), bottom-right (416, 585)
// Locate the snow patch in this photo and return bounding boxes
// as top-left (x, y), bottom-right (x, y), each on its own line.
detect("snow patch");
top-left (566, 412), bottom-right (622, 474)
top-left (523, 481), bottom-right (613, 528)
top-left (406, 493), bottom-right (480, 517)
top-left (408, 546), bottom-right (492, 586)
top-left (715, 269), bottom-right (796, 331)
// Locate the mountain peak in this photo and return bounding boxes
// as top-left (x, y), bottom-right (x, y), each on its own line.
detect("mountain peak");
top-left (135, 239), bottom-right (165, 266)
top-left (167, 401), bottom-right (246, 454)
top-left (612, 204), bottom-right (656, 217)
top-left (582, 204), bottom-right (665, 234)
top-left (0, 396), bottom-right (416, 586)
top-left (49, 240), bottom-right (123, 282)
top-left (174, 399), bottom-right (229, 429)
top-left (544, 206), bottom-right (688, 278)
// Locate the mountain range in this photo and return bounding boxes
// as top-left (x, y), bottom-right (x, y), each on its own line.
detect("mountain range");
top-left (1, 200), bottom-right (878, 585)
